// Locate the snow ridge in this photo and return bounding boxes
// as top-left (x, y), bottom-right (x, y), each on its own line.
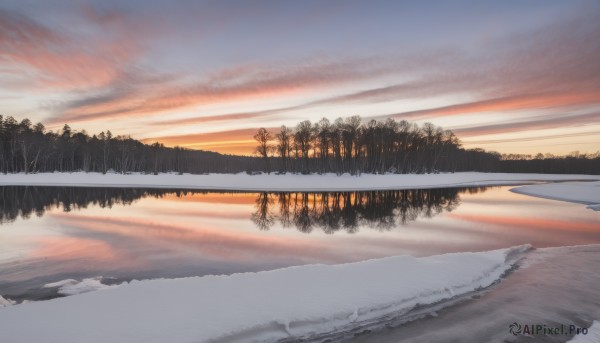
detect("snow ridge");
top-left (0, 245), bottom-right (531, 343)
top-left (0, 295), bottom-right (15, 307)
top-left (43, 277), bottom-right (116, 296)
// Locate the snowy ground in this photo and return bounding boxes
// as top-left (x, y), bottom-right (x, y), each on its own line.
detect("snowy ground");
top-left (0, 172), bottom-right (598, 191)
top-left (512, 181), bottom-right (600, 210)
top-left (0, 245), bottom-right (530, 343)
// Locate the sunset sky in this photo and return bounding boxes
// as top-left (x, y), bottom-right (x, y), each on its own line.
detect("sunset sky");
top-left (1, 0), bottom-right (599, 156)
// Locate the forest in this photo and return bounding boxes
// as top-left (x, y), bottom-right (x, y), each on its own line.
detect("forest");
top-left (0, 115), bottom-right (599, 175)
top-left (253, 116), bottom-right (600, 174)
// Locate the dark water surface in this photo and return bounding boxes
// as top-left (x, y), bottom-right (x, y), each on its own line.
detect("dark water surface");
top-left (0, 185), bottom-right (599, 303)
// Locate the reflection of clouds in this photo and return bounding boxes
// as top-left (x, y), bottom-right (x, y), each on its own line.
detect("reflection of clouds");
top-left (51, 213), bottom-right (347, 264)
top-left (449, 213), bottom-right (600, 234)
top-left (159, 192), bottom-right (257, 205)
top-left (147, 208), bottom-right (250, 221)
top-left (31, 236), bottom-right (119, 261)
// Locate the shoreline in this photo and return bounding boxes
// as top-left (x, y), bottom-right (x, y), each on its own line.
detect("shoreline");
top-left (0, 172), bottom-right (598, 192)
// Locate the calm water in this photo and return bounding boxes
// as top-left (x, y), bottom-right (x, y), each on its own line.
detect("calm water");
top-left (0, 185), bottom-right (599, 302)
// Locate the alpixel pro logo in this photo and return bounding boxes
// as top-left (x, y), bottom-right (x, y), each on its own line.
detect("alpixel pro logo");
top-left (509, 322), bottom-right (522, 335)
top-left (509, 322), bottom-right (589, 337)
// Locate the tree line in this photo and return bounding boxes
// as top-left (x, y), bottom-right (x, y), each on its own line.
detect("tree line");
top-left (0, 115), bottom-right (261, 174)
top-left (0, 114), bottom-right (598, 175)
top-left (254, 116), bottom-right (462, 174)
top-left (254, 116), bottom-right (600, 175)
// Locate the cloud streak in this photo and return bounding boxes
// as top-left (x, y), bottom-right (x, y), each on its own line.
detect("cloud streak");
top-left (50, 56), bottom-right (413, 124)
top-left (463, 131), bottom-right (600, 145)
top-left (454, 111), bottom-right (600, 137)
top-left (149, 10), bottom-right (600, 130)
top-left (0, 8), bottom-right (142, 91)
top-left (385, 92), bottom-right (600, 121)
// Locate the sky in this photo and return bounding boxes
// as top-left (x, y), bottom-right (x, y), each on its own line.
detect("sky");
top-left (1, 0), bottom-right (599, 156)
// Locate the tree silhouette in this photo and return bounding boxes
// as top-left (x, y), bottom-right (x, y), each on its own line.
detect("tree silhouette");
top-left (254, 128), bottom-right (273, 174)
top-left (0, 115), bottom-right (597, 175)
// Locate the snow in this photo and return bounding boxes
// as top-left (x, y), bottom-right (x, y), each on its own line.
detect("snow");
top-left (0, 245), bottom-right (530, 343)
top-left (0, 172), bottom-right (597, 191)
top-left (568, 321), bottom-right (600, 343)
top-left (0, 295), bottom-right (15, 307)
top-left (512, 181), bottom-right (600, 210)
top-left (43, 277), bottom-right (116, 296)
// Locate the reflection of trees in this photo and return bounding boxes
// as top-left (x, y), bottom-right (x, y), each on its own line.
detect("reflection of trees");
top-left (0, 186), bottom-right (210, 224)
top-left (250, 192), bottom-right (274, 230)
top-left (1, 186), bottom-right (489, 233)
top-left (252, 188), bottom-right (489, 233)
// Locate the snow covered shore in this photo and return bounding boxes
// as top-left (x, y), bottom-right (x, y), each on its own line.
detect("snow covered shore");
top-left (0, 245), bottom-right (530, 343)
top-left (349, 244), bottom-right (600, 343)
top-left (512, 181), bottom-right (600, 210)
top-left (0, 172), bottom-right (597, 191)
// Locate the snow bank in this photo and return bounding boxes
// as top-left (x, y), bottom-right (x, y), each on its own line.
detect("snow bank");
top-left (0, 245), bottom-right (530, 343)
top-left (0, 172), bottom-right (597, 191)
top-left (0, 295), bottom-right (15, 308)
top-left (512, 181), bottom-right (600, 210)
top-left (568, 321), bottom-right (600, 343)
top-left (43, 277), bottom-right (116, 296)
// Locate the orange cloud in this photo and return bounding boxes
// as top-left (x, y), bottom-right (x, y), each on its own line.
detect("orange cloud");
top-left (152, 112), bottom-right (269, 126)
top-left (142, 127), bottom-right (276, 155)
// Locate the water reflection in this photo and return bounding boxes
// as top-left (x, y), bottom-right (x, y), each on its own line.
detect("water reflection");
top-left (0, 187), bottom-right (216, 224)
top-left (251, 189), bottom-right (485, 233)
top-left (0, 186), bottom-right (489, 232)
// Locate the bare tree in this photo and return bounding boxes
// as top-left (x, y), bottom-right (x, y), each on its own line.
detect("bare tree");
top-left (275, 126), bottom-right (292, 173)
top-left (294, 120), bottom-right (313, 174)
top-left (254, 128), bottom-right (273, 174)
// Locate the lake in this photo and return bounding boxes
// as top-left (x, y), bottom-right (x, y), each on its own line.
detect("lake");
top-left (1, 184), bottom-right (599, 306)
